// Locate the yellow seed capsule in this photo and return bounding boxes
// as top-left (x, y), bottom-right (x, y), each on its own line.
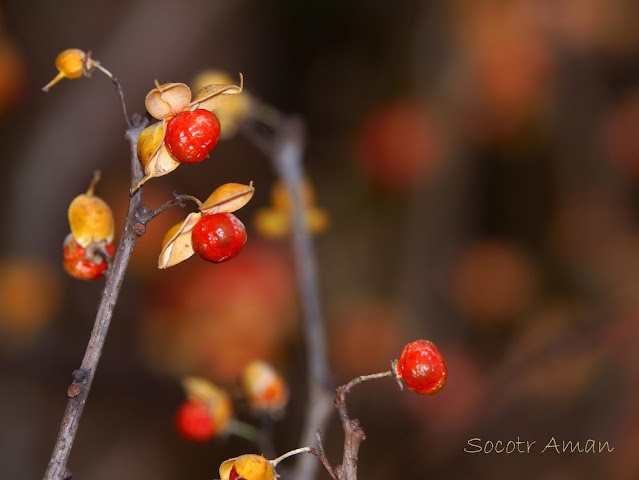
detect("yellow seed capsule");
top-left (42, 48), bottom-right (86, 92)
top-left (181, 376), bottom-right (233, 433)
top-left (242, 360), bottom-right (288, 413)
top-left (219, 455), bottom-right (276, 480)
top-left (68, 172), bottom-right (114, 248)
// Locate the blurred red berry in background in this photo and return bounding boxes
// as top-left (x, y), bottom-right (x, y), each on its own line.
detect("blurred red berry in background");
top-left (355, 101), bottom-right (443, 191)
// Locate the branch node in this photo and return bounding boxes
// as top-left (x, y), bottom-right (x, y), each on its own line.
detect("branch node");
top-left (67, 384), bottom-right (82, 398)
top-left (72, 369), bottom-right (88, 384)
top-left (133, 222), bottom-right (146, 236)
top-left (63, 468), bottom-right (72, 480)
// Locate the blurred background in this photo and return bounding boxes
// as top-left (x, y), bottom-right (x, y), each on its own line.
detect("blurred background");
top-left (1, 0), bottom-right (639, 478)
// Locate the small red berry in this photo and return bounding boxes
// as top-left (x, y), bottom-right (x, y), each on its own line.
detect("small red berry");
top-left (174, 400), bottom-right (216, 442)
top-left (164, 109), bottom-right (221, 163)
top-left (63, 235), bottom-right (114, 281)
top-left (397, 339), bottom-right (447, 395)
top-left (191, 212), bottom-right (247, 263)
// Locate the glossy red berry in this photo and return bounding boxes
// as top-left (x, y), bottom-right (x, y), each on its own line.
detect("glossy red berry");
top-left (174, 400), bottom-right (216, 442)
top-left (63, 235), bottom-right (114, 281)
top-left (165, 109), bottom-right (221, 163)
top-left (397, 339), bottom-right (447, 395)
top-left (192, 212), bottom-right (247, 263)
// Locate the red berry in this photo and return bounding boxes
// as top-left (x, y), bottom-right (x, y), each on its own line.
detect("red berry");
top-left (191, 212), bottom-right (247, 263)
top-left (397, 339), bottom-right (447, 395)
top-left (229, 466), bottom-right (239, 480)
top-left (164, 109), bottom-right (221, 163)
top-left (63, 235), bottom-right (114, 281)
top-left (174, 400), bottom-right (216, 442)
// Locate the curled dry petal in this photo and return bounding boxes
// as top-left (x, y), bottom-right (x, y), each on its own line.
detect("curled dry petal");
top-left (133, 120), bottom-right (180, 193)
top-left (219, 455), bottom-right (276, 480)
top-left (192, 70), bottom-right (251, 138)
top-left (199, 182), bottom-right (255, 215)
top-left (188, 73), bottom-right (243, 113)
top-left (145, 82), bottom-right (192, 120)
top-left (158, 212), bottom-right (201, 269)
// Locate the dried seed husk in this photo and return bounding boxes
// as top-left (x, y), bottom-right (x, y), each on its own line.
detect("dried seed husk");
top-left (145, 82), bottom-right (191, 120)
top-left (182, 377), bottom-right (233, 432)
top-left (242, 361), bottom-right (289, 413)
top-left (68, 194), bottom-right (114, 248)
top-left (182, 377), bottom-right (225, 404)
top-left (137, 121), bottom-right (166, 168)
top-left (133, 120), bottom-right (180, 193)
top-left (157, 212), bottom-right (201, 269)
top-left (192, 70), bottom-right (251, 138)
top-left (199, 182), bottom-right (254, 215)
top-left (188, 74), bottom-right (243, 113)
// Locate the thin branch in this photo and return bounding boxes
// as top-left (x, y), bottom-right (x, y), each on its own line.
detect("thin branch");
top-left (43, 115), bottom-right (149, 480)
top-left (244, 112), bottom-right (334, 480)
top-left (85, 52), bottom-right (131, 127)
top-left (333, 370), bottom-right (395, 480)
top-left (311, 430), bottom-right (338, 480)
top-left (136, 193), bottom-right (203, 224)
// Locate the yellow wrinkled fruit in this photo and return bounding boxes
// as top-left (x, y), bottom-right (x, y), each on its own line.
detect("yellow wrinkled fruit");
top-left (242, 361), bottom-right (288, 413)
top-left (68, 174), bottom-right (114, 248)
top-left (42, 48), bottom-right (86, 92)
top-left (145, 82), bottom-right (191, 120)
top-left (191, 70), bottom-right (251, 138)
top-left (219, 455), bottom-right (276, 480)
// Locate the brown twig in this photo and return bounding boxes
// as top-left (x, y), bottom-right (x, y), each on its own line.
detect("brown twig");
top-left (42, 114), bottom-right (149, 480)
top-left (141, 193), bottom-right (203, 222)
top-left (311, 430), bottom-right (338, 480)
top-left (333, 371), bottom-right (394, 480)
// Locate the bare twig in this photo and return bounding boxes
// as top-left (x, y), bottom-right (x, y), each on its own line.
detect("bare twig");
top-left (43, 114), bottom-right (149, 480)
top-left (333, 370), bottom-right (395, 480)
top-left (85, 53), bottom-right (131, 128)
top-left (137, 193), bottom-right (203, 223)
top-left (311, 430), bottom-right (338, 480)
top-left (244, 113), bottom-right (334, 480)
